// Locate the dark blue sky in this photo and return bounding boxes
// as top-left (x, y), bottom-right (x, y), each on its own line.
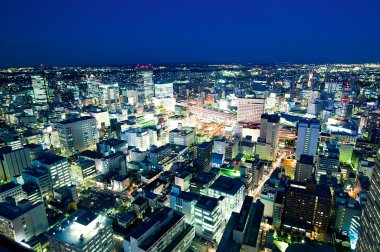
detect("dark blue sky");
top-left (1, 0), bottom-right (379, 66)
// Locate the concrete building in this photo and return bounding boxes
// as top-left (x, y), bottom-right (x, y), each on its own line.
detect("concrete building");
top-left (195, 141), bottom-right (213, 172)
top-left (169, 126), bottom-right (196, 147)
top-left (295, 119), bottom-right (320, 161)
top-left (217, 197), bottom-right (265, 252)
top-left (190, 172), bottom-right (218, 196)
top-left (0, 146), bottom-right (31, 182)
top-left (70, 159), bottom-right (96, 182)
top-left (255, 114), bottom-right (280, 161)
top-left (208, 176), bottom-right (245, 219)
top-left (237, 98), bottom-right (265, 123)
top-left (295, 154), bottom-right (314, 182)
top-left (32, 152), bottom-right (71, 191)
top-left (315, 148), bottom-right (340, 183)
top-left (282, 181), bottom-right (332, 238)
top-left (174, 171), bottom-right (192, 192)
top-left (0, 181), bottom-right (24, 203)
top-left (31, 75), bottom-right (49, 105)
top-left (123, 207), bottom-right (194, 252)
top-left (22, 168), bottom-right (52, 197)
top-left (46, 210), bottom-right (114, 252)
top-left (357, 149), bottom-right (380, 252)
top-left (56, 116), bottom-right (98, 154)
top-left (98, 82), bottom-right (120, 111)
top-left (137, 69), bottom-right (155, 105)
top-left (154, 82), bottom-right (174, 98)
top-left (170, 185), bottom-right (198, 225)
top-left (0, 199), bottom-right (48, 243)
top-left (195, 195), bottom-right (224, 241)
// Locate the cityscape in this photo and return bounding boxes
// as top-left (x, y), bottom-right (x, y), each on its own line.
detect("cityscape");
top-left (1, 1), bottom-right (380, 252)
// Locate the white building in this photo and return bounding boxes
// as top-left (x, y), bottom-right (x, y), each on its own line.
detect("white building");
top-left (155, 82), bottom-right (174, 98)
top-left (0, 182), bottom-right (24, 203)
top-left (208, 176), bottom-right (245, 219)
top-left (0, 199), bottom-right (48, 242)
top-left (237, 98), bottom-right (265, 123)
top-left (32, 152), bottom-right (71, 191)
top-left (46, 210), bottom-right (114, 252)
top-left (255, 114), bottom-right (280, 161)
top-left (31, 75), bottom-right (49, 105)
top-left (295, 119), bottom-right (320, 161)
top-left (124, 207), bottom-right (194, 252)
top-left (169, 126), bottom-right (196, 147)
top-left (99, 82), bottom-right (120, 111)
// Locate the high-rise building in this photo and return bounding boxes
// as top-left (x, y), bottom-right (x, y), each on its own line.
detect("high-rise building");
top-left (255, 113), bottom-right (280, 161)
top-left (0, 146), bottom-right (31, 182)
top-left (237, 98), bottom-right (265, 124)
top-left (46, 210), bottom-right (114, 252)
top-left (22, 168), bottom-right (52, 197)
top-left (123, 207), bottom-right (195, 252)
top-left (32, 152), bottom-right (71, 191)
top-left (154, 82), bottom-right (174, 98)
top-left (315, 147), bottom-right (340, 183)
top-left (0, 199), bottom-right (48, 243)
top-left (357, 149), bottom-right (380, 252)
top-left (57, 116), bottom-right (98, 154)
top-left (31, 75), bottom-right (49, 105)
top-left (137, 69), bottom-right (154, 105)
top-left (295, 119), bottom-right (320, 161)
top-left (98, 82), bottom-right (120, 111)
top-left (282, 181), bottom-right (332, 239)
top-left (195, 141), bottom-right (213, 172)
top-left (295, 154), bottom-right (314, 182)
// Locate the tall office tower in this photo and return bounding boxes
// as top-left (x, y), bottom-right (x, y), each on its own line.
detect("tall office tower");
top-left (0, 146), bottom-right (31, 182)
top-left (83, 74), bottom-right (99, 98)
top-left (357, 149), bottom-right (380, 252)
top-left (137, 68), bottom-right (155, 105)
top-left (237, 98), bottom-right (265, 124)
top-left (295, 154), bottom-right (314, 182)
top-left (56, 116), bottom-right (98, 154)
top-left (255, 113), bottom-right (280, 161)
top-left (154, 82), bottom-right (174, 98)
top-left (46, 210), bottom-right (114, 252)
top-left (0, 199), bottom-right (48, 243)
top-left (295, 119), bottom-right (320, 161)
top-left (32, 152), bottom-right (71, 191)
top-left (282, 181), bottom-right (332, 239)
top-left (195, 141), bottom-right (213, 172)
top-left (98, 82), bottom-right (120, 111)
top-left (31, 75), bottom-right (49, 105)
top-left (123, 207), bottom-right (195, 252)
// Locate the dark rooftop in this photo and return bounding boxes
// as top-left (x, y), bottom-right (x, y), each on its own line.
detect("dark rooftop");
top-left (57, 116), bottom-right (95, 125)
top-left (35, 152), bottom-right (66, 165)
top-left (209, 175), bottom-right (245, 195)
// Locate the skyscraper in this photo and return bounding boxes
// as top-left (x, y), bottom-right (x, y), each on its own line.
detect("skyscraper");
top-left (31, 75), bottom-right (49, 105)
top-left (137, 68), bottom-right (154, 105)
top-left (357, 149), bottom-right (380, 251)
top-left (255, 113), bottom-right (280, 161)
top-left (295, 119), bottom-right (320, 161)
top-left (98, 82), bottom-right (120, 111)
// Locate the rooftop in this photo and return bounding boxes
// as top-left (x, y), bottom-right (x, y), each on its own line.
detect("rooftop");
top-left (195, 195), bottom-right (219, 212)
top-left (35, 152), bottom-right (66, 165)
top-left (45, 210), bottom-right (112, 249)
top-left (57, 116), bottom-right (95, 125)
top-left (209, 175), bottom-right (245, 195)
top-left (0, 182), bottom-right (20, 193)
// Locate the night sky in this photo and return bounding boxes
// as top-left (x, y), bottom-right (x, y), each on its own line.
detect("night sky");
top-left (1, 0), bottom-right (380, 66)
